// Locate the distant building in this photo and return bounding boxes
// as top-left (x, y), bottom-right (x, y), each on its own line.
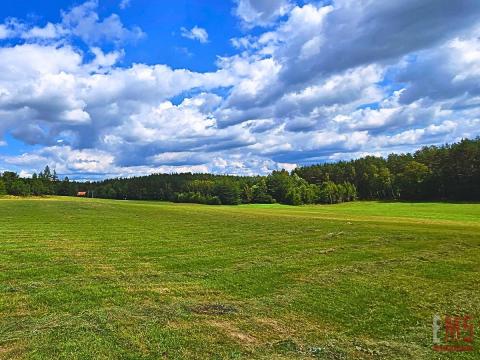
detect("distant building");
top-left (77, 191), bottom-right (87, 197)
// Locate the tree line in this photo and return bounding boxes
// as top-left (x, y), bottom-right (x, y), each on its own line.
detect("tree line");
top-left (294, 138), bottom-right (480, 201)
top-left (1, 138), bottom-right (479, 204)
top-left (0, 167), bottom-right (355, 205)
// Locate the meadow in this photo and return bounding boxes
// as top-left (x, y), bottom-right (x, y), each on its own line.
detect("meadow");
top-left (0, 197), bottom-right (479, 359)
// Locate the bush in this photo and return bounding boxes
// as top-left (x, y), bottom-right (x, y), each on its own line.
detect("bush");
top-left (174, 192), bottom-right (221, 205)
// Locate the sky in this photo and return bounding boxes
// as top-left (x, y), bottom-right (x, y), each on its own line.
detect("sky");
top-left (0, 0), bottom-right (479, 179)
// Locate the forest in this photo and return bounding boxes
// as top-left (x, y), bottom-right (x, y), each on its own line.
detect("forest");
top-left (1, 138), bottom-right (479, 205)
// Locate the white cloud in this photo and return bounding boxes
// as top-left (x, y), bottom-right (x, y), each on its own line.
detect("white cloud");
top-left (0, 0), bottom-right (144, 45)
top-left (119, 0), bottom-right (131, 10)
top-left (180, 26), bottom-right (209, 43)
top-left (0, 44), bottom-right (82, 78)
top-left (88, 47), bottom-right (125, 71)
top-left (235, 0), bottom-right (293, 28)
top-left (60, 0), bottom-right (144, 45)
top-left (396, 32), bottom-right (480, 104)
top-left (0, 24), bottom-right (11, 39)
top-left (22, 23), bottom-right (65, 39)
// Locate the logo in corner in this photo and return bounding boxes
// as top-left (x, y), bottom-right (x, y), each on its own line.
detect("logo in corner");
top-left (433, 314), bottom-right (474, 352)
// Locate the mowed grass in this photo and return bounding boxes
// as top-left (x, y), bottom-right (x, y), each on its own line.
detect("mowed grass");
top-left (0, 198), bottom-right (479, 359)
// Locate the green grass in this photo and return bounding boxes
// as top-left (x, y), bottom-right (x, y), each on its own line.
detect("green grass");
top-left (1, 197), bottom-right (479, 359)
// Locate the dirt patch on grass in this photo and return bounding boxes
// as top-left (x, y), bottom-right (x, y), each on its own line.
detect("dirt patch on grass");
top-left (189, 304), bottom-right (238, 315)
top-left (0, 341), bottom-right (27, 359)
top-left (256, 318), bottom-right (292, 337)
top-left (207, 320), bottom-right (258, 345)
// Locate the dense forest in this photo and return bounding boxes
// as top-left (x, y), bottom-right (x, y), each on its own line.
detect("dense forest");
top-left (295, 137), bottom-right (480, 201)
top-left (1, 138), bottom-right (479, 205)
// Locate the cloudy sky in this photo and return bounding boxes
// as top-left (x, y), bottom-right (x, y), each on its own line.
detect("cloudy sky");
top-left (0, 0), bottom-right (479, 179)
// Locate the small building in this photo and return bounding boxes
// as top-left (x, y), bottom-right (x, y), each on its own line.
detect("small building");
top-left (77, 191), bottom-right (87, 197)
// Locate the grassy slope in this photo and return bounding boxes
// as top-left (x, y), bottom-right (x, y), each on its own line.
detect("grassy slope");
top-left (0, 198), bottom-right (479, 359)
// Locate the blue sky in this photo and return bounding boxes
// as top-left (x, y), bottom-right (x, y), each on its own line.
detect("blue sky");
top-left (0, 1), bottom-right (241, 71)
top-left (0, 0), bottom-right (479, 178)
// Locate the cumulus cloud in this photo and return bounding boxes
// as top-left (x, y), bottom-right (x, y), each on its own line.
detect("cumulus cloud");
top-left (60, 0), bottom-right (144, 45)
top-left (0, 42), bottom-right (245, 173)
top-left (0, 0), bottom-right (144, 45)
top-left (396, 34), bottom-right (480, 104)
top-left (180, 26), bottom-right (209, 43)
top-left (235, 0), bottom-right (293, 27)
top-left (229, 0), bottom-right (480, 107)
top-left (282, 0), bottom-right (480, 84)
top-left (1, 0), bottom-right (480, 178)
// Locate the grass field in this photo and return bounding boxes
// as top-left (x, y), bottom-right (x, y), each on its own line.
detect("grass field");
top-left (1, 197), bottom-right (479, 359)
